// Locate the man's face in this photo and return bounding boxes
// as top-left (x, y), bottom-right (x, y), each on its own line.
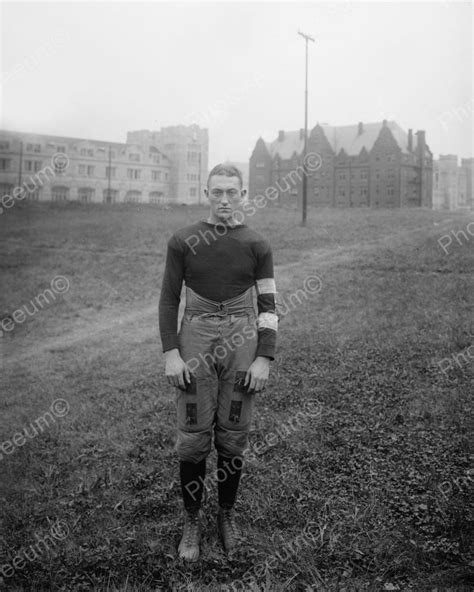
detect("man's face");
top-left (205, 175), bottom-right (246, 224)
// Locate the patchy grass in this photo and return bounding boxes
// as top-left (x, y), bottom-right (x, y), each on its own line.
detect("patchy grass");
top-left (0, 202), bottom-right (473, 591)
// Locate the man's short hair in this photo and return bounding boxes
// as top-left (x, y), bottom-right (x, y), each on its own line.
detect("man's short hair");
top-left (207, 163), bottom-right (243, 188)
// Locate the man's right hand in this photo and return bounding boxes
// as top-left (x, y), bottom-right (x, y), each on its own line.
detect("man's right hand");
top-left (164, 348), bottom-right (191, 389)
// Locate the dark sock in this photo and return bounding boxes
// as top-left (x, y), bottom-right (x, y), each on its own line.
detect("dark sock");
top-left (180, 459), bottom-right (206, 510)
top-left (217, 455), bottom-right (243, 508)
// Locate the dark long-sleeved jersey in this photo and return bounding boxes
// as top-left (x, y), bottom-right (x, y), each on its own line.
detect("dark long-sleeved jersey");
top-left (159, 220), bottom-right (278, 359)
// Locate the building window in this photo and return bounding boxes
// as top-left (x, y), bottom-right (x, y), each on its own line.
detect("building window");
top-left (187, 151), bottom-right (199, 163)
top-left (360, 171), bottom-right (368, 180)
top-left (105, 167), bottom-right (116, 178)
top-left (25, 160), bottom-right (33, 171)
top-left (149, 191), bottom-right (164, 204)
top-left (26, 143), bottom-right (41, 153)
top-left (103, 189), bottom-right (118, 203)
top-left (79, 164), bottom-right (86, 176)
top-left (361, 188), bottom-right (368, 197)
top-left (78, 187), bottom-right (94, 203)
top-left (0, 159), bottom-right (11, 170)
top-left (53, 161), bottom-right (65, 175)
top-left (152, 170), bottom-right (161, 181)
top-left (338, 187), bottom-right (345, 196)
top-left (88, 149), bottom-right (94, 157)
top-left (151, 154), bottom-right (160, 164)
top-left (57, 146), bottom-right (66, 153)
top-left (52, 186), bottom-right (69, 201)
top-left (125, 190), bottom-right (141, 202)
top-left (0, 141), bottom-right (10, 150)
top-left (165, 143), bottom-right (176, 150)
top-left (190, 187), bottom-right (197, 197)
top-left (26, 187), bottom-right (40, 201)
top-left (87, 165), bottom-right (94, 177)
top-left (127, 168), bottom-right (141, 180)
top-left (338, 172), bottom-right (346, 180)
top-left (388, 187), bottom-right (395, 197)
top-left (387, 154), bottom-right (395, 162)
top-left (0, 183), bottom-right (13, 198)
top-left (34, 161), bottom-right (42, 172)
top-left (256, 162), bottom-right (265, 168)
top-left (375, 171), bottom-right (380, 179)
top-left (165, 172), bottom-right (169, 180)
top-left (129, 153), bottom-right (140, 162)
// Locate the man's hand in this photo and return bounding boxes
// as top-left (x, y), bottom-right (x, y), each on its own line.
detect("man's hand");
top-left (245, 356), bottom-right (270, 394)
top-left (164, 348), bottom-right (191, 389)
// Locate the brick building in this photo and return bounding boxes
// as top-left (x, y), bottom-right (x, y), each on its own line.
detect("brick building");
top-left (0, 124), bottom-right (208, 206)
top-left (433, 155), bottom-right (473, 210)
top-left (249, 120), bottom-right (433, 208)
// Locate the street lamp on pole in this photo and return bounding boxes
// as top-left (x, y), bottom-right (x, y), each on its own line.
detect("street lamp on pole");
top-left (298, 30), bottom-right (315, 226)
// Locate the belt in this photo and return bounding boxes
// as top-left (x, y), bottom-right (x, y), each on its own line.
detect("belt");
top-left (184, 286), bottom-right (255, 316)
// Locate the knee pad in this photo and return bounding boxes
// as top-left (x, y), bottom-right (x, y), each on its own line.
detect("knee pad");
top-left (176, 429), bottom-right (212, 463)
top-left (215, 427), bottom-right (249, 458)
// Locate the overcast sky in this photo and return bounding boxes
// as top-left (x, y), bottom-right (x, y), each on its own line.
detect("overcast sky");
top-left (0, 1), bottom-right (472, 164)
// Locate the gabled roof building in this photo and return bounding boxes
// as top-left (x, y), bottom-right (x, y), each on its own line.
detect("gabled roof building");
top-left (249, 120), bottom-right (433, 208)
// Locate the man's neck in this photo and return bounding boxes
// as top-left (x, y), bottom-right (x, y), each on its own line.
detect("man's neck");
top-left (206, 215), bottom-right (241, 227)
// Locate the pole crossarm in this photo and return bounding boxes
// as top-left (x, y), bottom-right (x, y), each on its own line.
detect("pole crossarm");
top-left (297, 30), bottom-right (315, 43)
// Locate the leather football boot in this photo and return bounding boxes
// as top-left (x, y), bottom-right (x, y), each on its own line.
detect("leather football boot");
top-left (217, 506), bottom-right (240, 553)
top-left (178, 508), bottom-right (201, 562)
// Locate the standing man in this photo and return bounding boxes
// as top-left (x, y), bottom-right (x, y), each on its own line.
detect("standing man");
top-left (159, 163), bottom-right (278, 561)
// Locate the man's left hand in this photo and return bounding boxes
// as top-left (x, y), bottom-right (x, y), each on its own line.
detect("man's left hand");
top-left (245, 356), bottom-right (270, 393)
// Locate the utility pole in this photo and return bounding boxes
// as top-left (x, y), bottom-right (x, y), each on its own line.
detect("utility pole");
top-left (298, 30), bottom-right (315, 226)
top-left (18, 140), bottom-right (23, 188)
top-left (198, 150), bottom-right (202, 205)
top-left (107, 145), bottom-right (112, 202)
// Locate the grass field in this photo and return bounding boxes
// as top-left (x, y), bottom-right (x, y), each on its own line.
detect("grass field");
top-left (0, 201), bottom-right (473, 591)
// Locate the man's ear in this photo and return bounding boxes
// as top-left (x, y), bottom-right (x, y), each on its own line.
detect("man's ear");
top-left (240, 188), bottom-right (247, 198)
top-left (203, 187), bottom-right (209, 198)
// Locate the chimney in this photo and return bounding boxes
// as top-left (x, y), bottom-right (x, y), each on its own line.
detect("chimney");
top-left (278, 130), bottom-right (285, 142)
top-left (408, 129), bottom-right (413, 152)
top-left (416, 130), bottom-right (426, 153)
top-left (358, 121), bottom-right (364, 135)
top-left (299, 128), bottom-right (305, 140)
